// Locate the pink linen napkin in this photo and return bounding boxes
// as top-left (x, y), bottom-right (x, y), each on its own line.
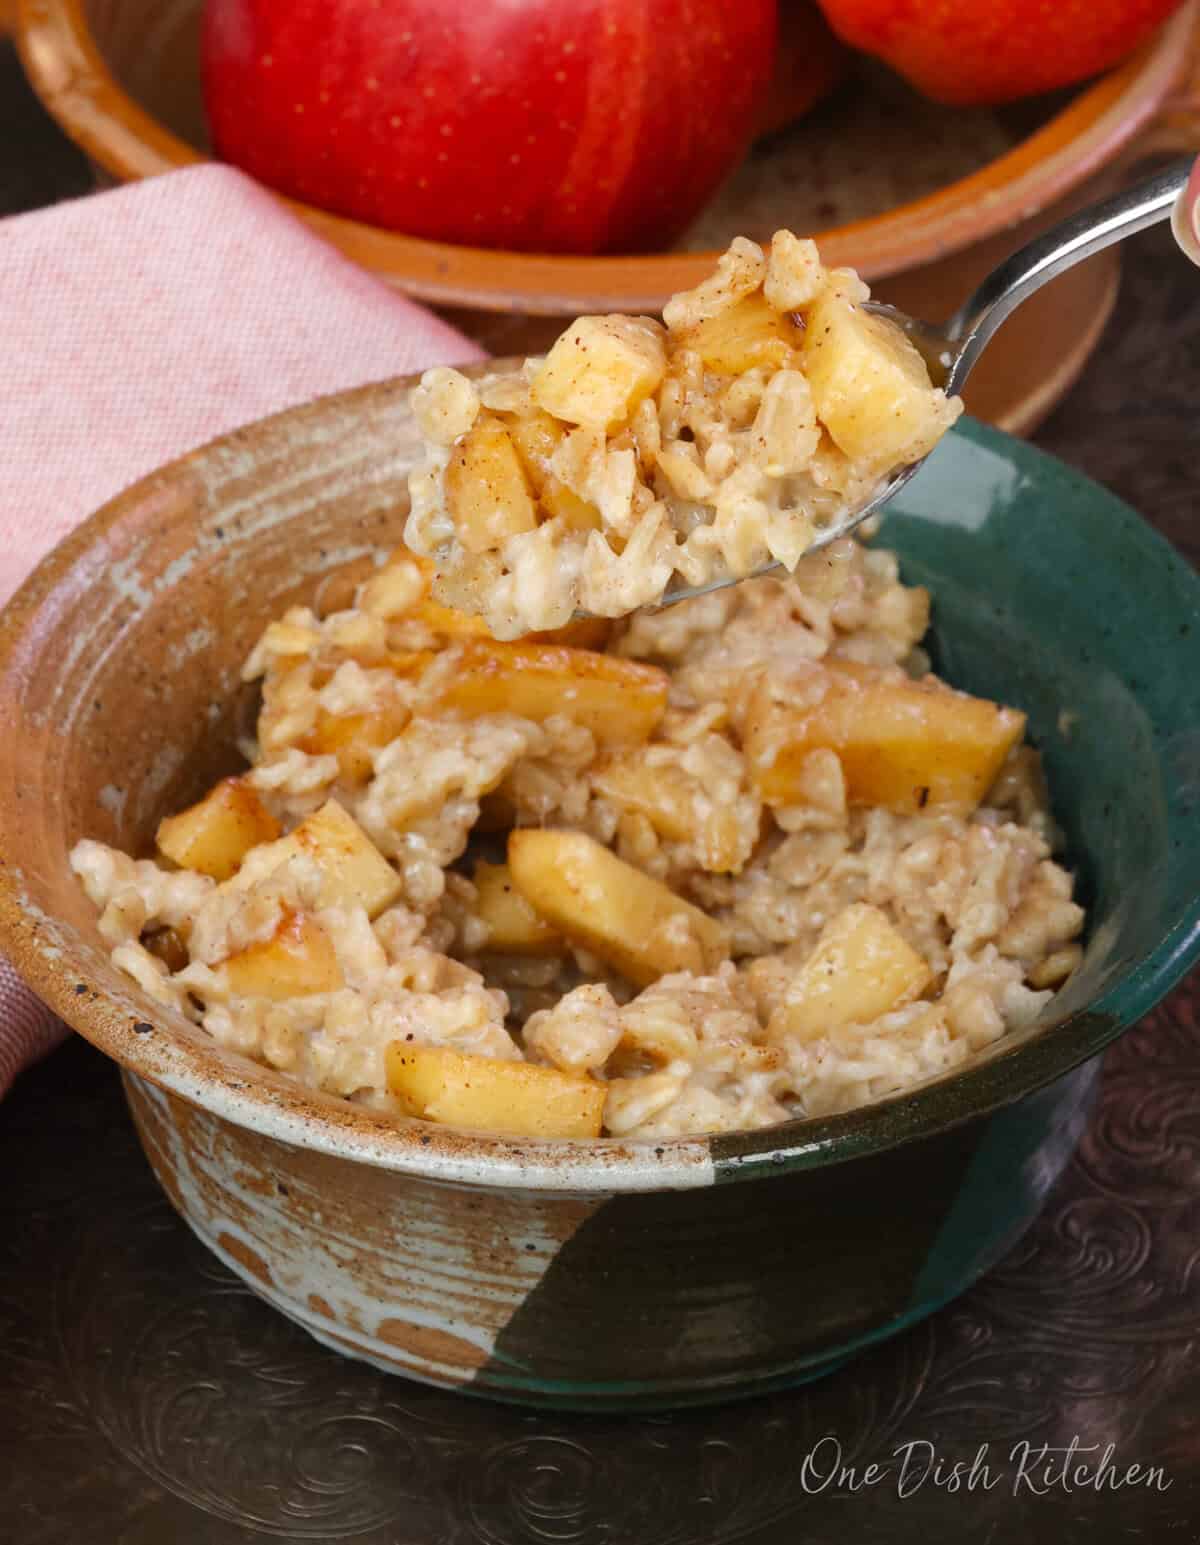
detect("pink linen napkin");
top-left (0, 165), bottom-right (484, 1099)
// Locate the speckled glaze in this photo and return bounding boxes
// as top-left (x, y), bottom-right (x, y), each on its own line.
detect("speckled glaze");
top-left (0, 377), bottom-right (1197, 1407)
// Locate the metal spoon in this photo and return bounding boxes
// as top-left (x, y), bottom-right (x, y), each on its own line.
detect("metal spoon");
top-left (659, 153), bottom-right (1199, 608)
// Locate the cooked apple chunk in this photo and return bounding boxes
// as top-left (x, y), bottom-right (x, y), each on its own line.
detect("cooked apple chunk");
top-left (531, 315), bottom-right (667, 431)
top-left (224, 912), bottom-right (344, 999)
top-left (672, 291), bottom-right (803, 375)
top-left (745, 661), bottom-right (1025, 815)
top-left (767, 904), bottom-right (931, 1044)
top-left (411, 596), bottom-right (493, 639)
top-left (440, 639), bottom-right (668, 744)
top-left (503, 407), bottom-right (564, 492)
top-left (508, 829), bottom-right (729, 987)
top-left (472, 860), bottom-right (562, 956)
top-left (802, 288), bottom-right (960, 474)
top-left (444, 417), bottom-right (539, 554)
top-left (301, 703), bottom-right (412, 785)
top-left (222, 799), bottom-right (402, 919)
top-left (156, 777), bottom-right (280, 881)
top-left (538, 476), bottom-right (604, 534)
top-left (386, 1043), bottom-right (604, 1139)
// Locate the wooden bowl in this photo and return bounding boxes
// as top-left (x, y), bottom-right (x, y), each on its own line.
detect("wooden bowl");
top-left (17, 0), bottom-right (1198, 305)
top-left (15, 0), bottom-right (1200, 431)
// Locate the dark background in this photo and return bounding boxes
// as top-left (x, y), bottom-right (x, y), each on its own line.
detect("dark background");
top-left (3, 38), bottom-right (1200, 1544)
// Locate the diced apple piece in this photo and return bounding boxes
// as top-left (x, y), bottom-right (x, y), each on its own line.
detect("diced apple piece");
top-left (673, 291), bottom-right (803, 374)
top-left (472, 860), bottom-right (562, 956)
top-left (802, 289), bottom-right (959, 473)
top-left (539, 476), bottom-right (603, 533)
top-left (411, 597), bottom-right (493, 639)
top-left (508, 829), bottom-right (728, 988)
top-left (767, 903), bottom-right (931, 1044)
top-left (445, 418), bottom-right (539, 554)
top-left (225, 912), bottom-right (344, 999)
top-left (503, 408), bottom-right (565, 493)
top-left (156, 777), bottom-right (281, 882)
top-left (440, 640), bottom-right (668, 745)
top-left (386, 1042), bottom-right (605, 1139)
top-left (745, 661), bottom-right (1025, 815)
top-left (531, 315), bottom-right (667, 431)
top-left (301, 703), bottom-right (412, 784)
top-left (223, 799), bottom-right (403, 919)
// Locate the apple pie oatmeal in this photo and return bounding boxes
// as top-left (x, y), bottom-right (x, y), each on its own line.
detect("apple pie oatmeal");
top-left (71, 533), bottom-right (1085, 1142)
top-left (403, 231), bottom-right (961, 637)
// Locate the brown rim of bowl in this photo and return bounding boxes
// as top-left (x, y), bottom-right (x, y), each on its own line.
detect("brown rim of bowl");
top-left (0, 378), bottom-right (1196, 1194)
top-left (15, 0), bottom-right (1197, 314)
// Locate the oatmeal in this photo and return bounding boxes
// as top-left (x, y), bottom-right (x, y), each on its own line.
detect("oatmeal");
top-left (71, 535), bottom-right (1084, 1142)
top-left (403, 231), bottom-right (961, 638)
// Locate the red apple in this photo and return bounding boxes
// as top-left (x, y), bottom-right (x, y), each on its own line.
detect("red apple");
top-left (202, 0), bottom-right (777, 254)
top-left (756, 1), bottom-right (849, 138)
top-left (814, 0), bottom-right (1186, 105)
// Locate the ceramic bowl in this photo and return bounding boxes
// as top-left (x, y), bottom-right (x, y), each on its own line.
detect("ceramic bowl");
top-left (1, 375), bottom-right (1198, 1410)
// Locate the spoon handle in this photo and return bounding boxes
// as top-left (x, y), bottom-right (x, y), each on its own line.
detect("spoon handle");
top-left (945, 155), bottom-right (1197, 392)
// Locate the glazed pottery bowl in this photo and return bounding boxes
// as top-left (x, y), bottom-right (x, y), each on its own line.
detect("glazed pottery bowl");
top-left (0, 374), bottom-right (1198, 1410)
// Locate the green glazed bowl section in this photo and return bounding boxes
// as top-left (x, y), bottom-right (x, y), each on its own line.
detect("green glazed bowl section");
top-left (712, 417), bottom-right (1200, 1178)
top-left (886, 419), bottom-right (1198, 1045)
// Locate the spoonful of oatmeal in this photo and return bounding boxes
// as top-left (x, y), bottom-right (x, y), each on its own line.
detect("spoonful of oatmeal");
top-left (404, 155), bottom-right (1198, 640)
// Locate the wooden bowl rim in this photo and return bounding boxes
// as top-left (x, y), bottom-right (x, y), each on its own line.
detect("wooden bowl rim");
top-left (15, 0), bottom-right (1196, 313)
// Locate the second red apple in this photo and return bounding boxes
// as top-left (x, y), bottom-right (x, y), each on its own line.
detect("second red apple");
top-left (814, 0), bottom-right (1184, 106)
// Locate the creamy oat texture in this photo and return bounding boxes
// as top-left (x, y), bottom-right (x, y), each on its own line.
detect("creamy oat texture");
top-left (404, 231), bottom-right (961, 638)
top-left (70, 538), bottom-right (1085, 1141)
